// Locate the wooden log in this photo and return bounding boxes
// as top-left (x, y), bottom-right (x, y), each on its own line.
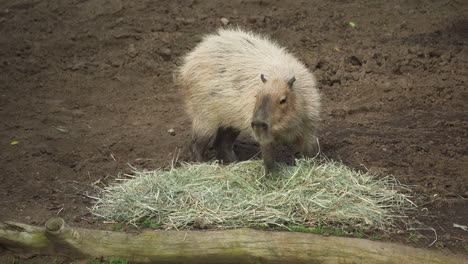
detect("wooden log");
top-left (0, 217), bottom-right (465, 263)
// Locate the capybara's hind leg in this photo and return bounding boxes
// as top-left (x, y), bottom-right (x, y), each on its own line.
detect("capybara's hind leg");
top-left (190, 119), bottom-right (216, 162)
top-left (213, 127), bottom-right (240, 163)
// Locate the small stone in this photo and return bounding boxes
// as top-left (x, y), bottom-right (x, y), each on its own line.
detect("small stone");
top-left (349, 56), bottom-right (362, 66)
top-left (220, 17), bottom-right (230, 26)
top-left (158, 48), bottom-right (172, 61)
top-left (128, 44), bottom-right (138, 58)
top-left (247, 17), bottom-right (257, 24)
top-left (167, 128), bottom-right (176, 136)
top-left (176, 17), bottom-right (194, 25)
top-left (160, 48), bottom-right (171, 56)
top-left (428, 50), bottom-right (442, 58)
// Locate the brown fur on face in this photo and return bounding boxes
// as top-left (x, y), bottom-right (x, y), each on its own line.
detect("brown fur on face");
top-left (252, 77), bottom-right (298, 144)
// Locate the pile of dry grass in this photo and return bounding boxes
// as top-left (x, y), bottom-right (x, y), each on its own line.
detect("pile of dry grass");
top-left (90, 158), bottom-right (415, 231)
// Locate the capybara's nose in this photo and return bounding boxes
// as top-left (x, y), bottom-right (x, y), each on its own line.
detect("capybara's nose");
top-left (251, 121), bottom-right (268, 130)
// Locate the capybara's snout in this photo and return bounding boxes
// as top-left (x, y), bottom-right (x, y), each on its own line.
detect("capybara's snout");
top-left (251, 120), bottom-right (268, 130)
top-left (251, 120), bottom-right (269, 140)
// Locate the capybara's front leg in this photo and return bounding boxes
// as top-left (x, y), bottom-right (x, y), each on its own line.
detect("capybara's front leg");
top-left (261, 143), bottom-right (276, 174)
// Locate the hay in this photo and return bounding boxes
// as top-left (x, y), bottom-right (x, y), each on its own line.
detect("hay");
top-left (90, 158), bottom-right (416, 231)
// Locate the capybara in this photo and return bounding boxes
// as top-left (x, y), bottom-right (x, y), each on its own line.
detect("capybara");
top-left (177, 28), bottom-right (321, 173)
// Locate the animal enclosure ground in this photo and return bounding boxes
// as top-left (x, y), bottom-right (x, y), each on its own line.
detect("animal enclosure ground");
top-left (0, 0), bottom-right (467, 261)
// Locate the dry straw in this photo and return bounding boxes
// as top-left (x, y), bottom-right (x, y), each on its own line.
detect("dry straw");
top-left (90, 158), bottom-right (416, 231)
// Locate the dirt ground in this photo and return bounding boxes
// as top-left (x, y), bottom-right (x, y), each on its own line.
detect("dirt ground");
top-left (1, 0), bottom-right (467, 261)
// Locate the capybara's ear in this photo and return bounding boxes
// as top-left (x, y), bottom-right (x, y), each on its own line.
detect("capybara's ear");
top-left (288, 76), bottom-right (296, 88)
top-left (261, 74), bottom-right (267, 83)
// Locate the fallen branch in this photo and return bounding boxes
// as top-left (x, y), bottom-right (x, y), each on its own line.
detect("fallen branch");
top-left (0, 218), bottom-right (464, 263)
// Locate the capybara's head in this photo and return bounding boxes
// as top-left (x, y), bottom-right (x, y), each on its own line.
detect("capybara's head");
top-left (251, 74), bottom-right (297, 143)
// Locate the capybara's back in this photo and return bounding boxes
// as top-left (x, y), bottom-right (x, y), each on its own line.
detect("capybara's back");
top-left (178, 28), bottom-right (320, 172)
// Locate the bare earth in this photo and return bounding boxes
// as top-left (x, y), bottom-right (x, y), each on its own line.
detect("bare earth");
top-left (0, 0), bottom-right (467, 261)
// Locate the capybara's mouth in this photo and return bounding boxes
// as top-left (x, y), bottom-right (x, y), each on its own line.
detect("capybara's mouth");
top-left (252, 128), bottom-right (273, 144)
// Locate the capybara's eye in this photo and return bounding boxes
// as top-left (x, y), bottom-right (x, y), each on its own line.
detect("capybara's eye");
top-left (280, 98), bottom-right (287, 104)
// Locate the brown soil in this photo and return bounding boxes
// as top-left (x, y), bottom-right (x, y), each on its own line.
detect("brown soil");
top-left (1, 0), bottom-right (467, 262)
